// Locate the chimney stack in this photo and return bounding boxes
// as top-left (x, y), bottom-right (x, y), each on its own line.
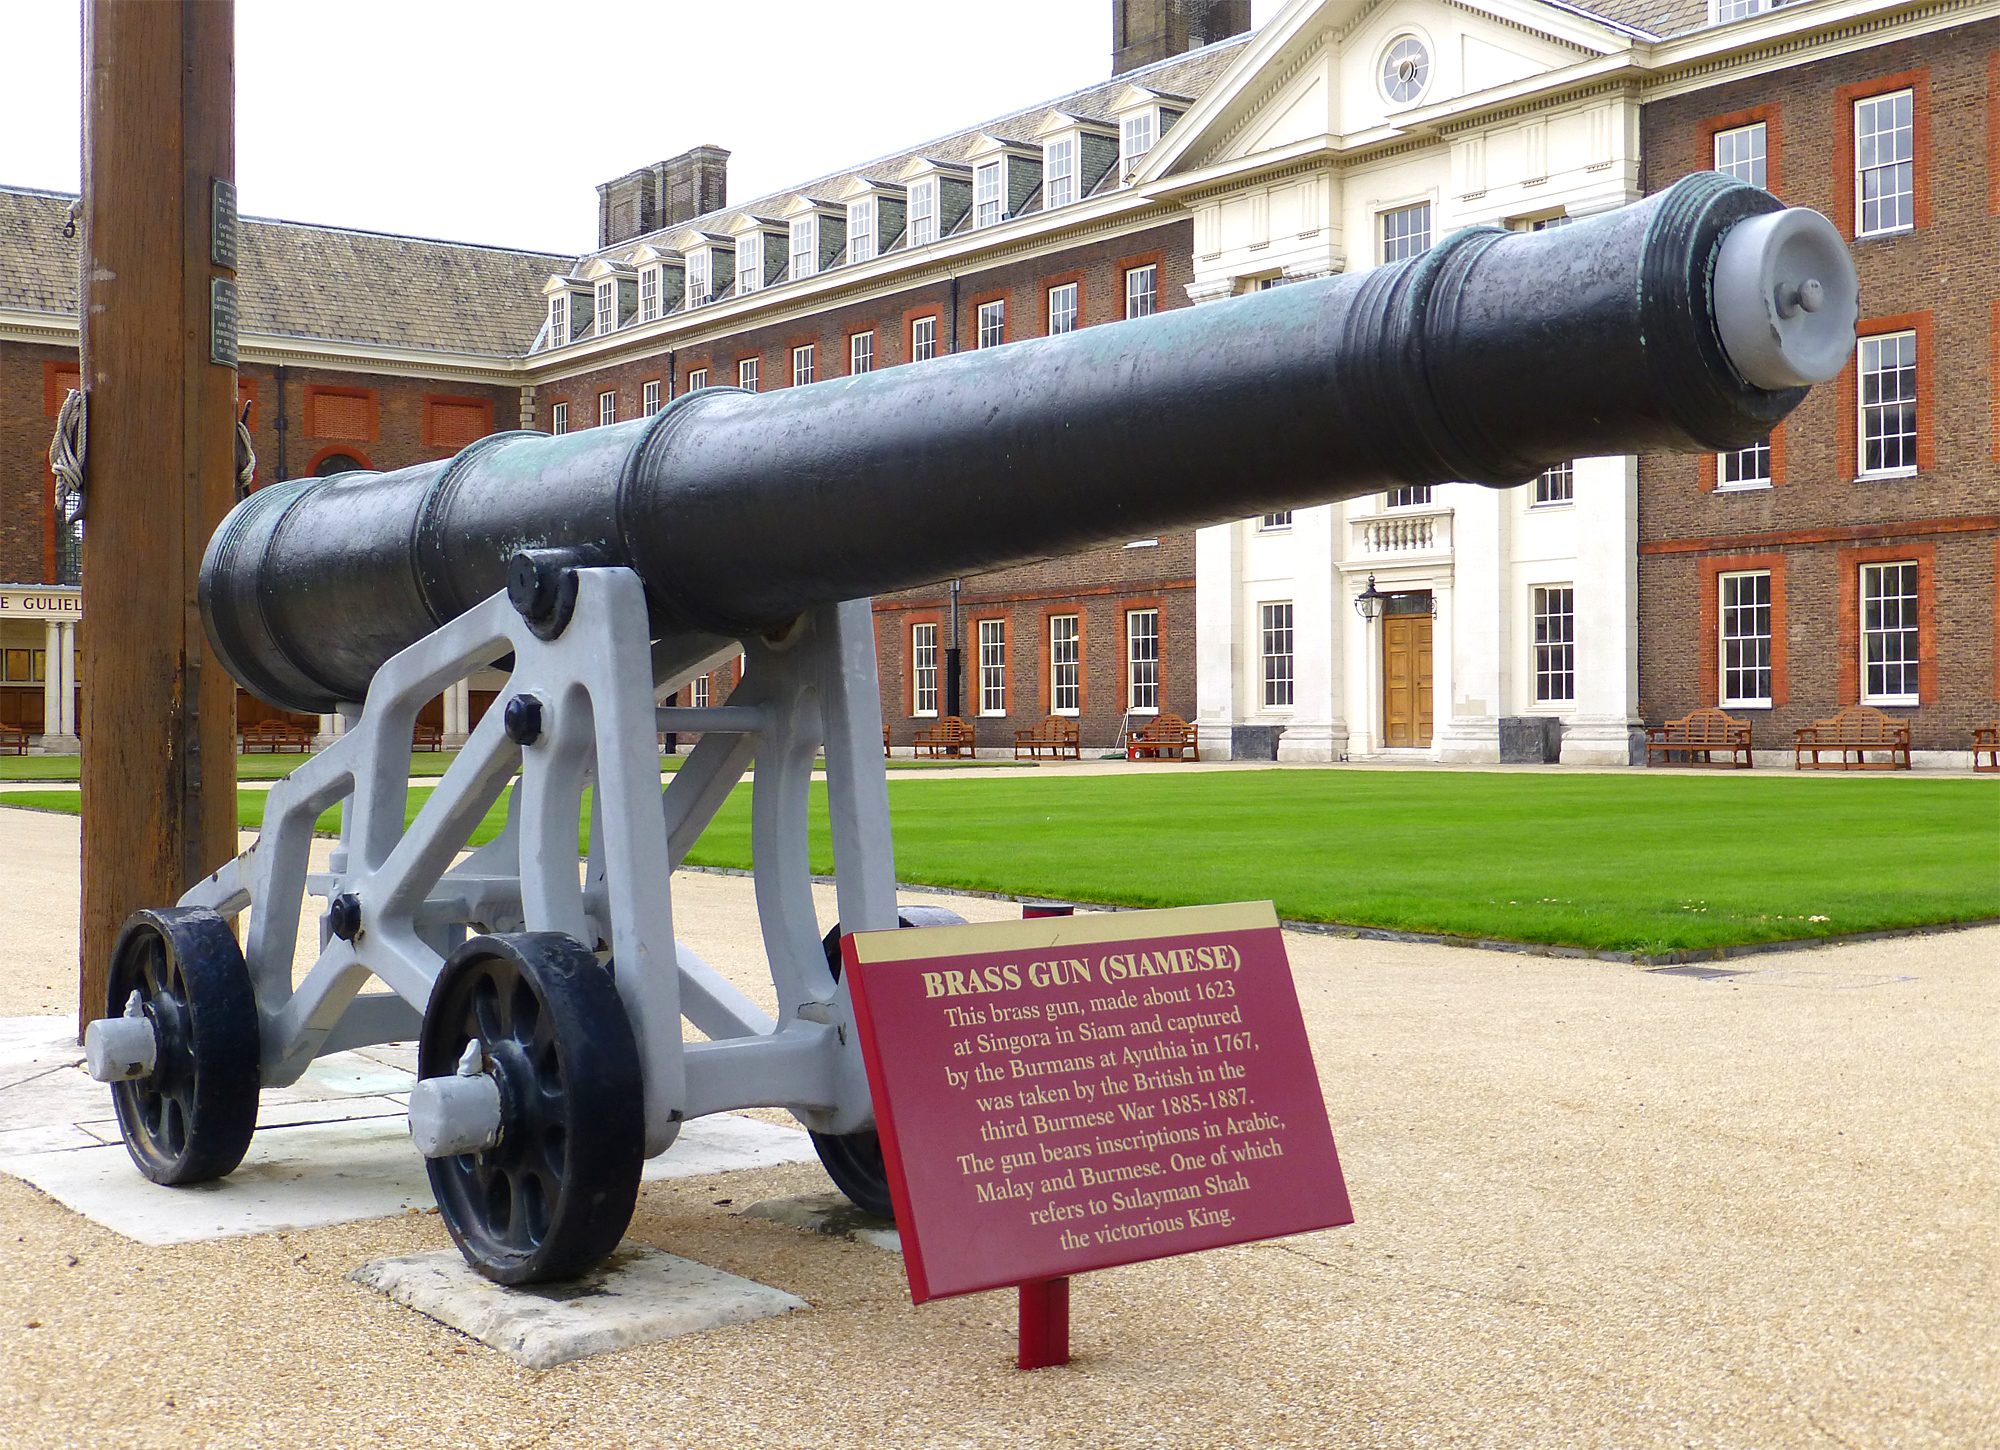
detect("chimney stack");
top-left (596, 145), bottom-right (731, 249)
top-left (1111, 0), bottom-right (1251, 75)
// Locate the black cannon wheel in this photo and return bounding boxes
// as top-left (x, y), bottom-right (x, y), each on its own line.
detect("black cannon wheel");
top-left (812, 905), bottom-right (966, 1221)
top-left (106, 907), bottom-right (261, 1185)
top-left (419, 932), bottom-right (643, 1285)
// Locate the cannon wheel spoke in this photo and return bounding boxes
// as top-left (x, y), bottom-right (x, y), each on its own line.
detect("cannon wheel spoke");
top-left (419, 932), bottom-right (643, 1285)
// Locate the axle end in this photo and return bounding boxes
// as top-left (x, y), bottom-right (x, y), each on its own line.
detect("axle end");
top-left (1712, 205), bottom-right (1858, 390)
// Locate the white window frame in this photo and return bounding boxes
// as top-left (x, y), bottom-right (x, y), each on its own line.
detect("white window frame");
top-left (1713, 121), bottom-right (1767, 188)
top-left (638, 265), bottom-right (661, 323)
top-left (978, 619), bottom-right (1007, 716)
top-left (973, 160), bottom-right (1004, 228)
top-left (907, 179), bottom-right (938, 247)
top-left (594, 279), bottom-right (617, 337)
top-left (1127, 608), bottom-right (1160, 714)
top-left (688, 674), bottom-right (710, 710)
top-left (1048, 282), bottom-right (1078, 336)
top-left (911, 315), bottom-right (937, 362)
top-left (1380, 202), bottom-right (1432, 264)
top-left (792, 344), bottom-right (815, 387)
top-left (1533, 461), bottom-right (1574, 507)
top-left (547, 293), bottom-right (568, 349)
top-left (684, 251), bottom-right (710, 310)
top-left (1044, 135), bottom-right (1078, 210)
top-left (1859, 561), bottom-right (1920, 705)
top-left (1384, 485), bottom-right (1433, 508)
top-left (1718, 570), bottom-right (1773, 709)
top-left (1259, 602), bottom-right (1294, 709)
top-left (1258, 513), bottom-right (1293, 531)
top-left (977, 299), bottom-right (1005, 349)
top-left (738, 357), bottom-right (759, 391)
top-left (550, 401), bottom-right (568, 436)
top-left (1049, 614), bottom-right (1080, 716)
top-left (737, 233), bottom-right (763, 294)
top-left (1857, 330), bottom-right (1918, 478)
top-left (598, 391), bottom-right (617, 427)
top-left (850, 331), bottom-right (874, 374)
top-left (1124, 265), bottom-right (1157, 320)
top-left (642, 379), bottom-right (662, 416)
top-left (1854, 89), bottom-right (1914, 238)
top-left (1532, 586), bottom-right (1575, 706)
top-left (1719, 438), bottom-right (1772, 490)
top-left (685, 369), bottom-right (706, 393)
top-left (911, 623), bottom-right (939, 717)
top-left (789, 215), bottom-right (819, 281)
top-left (847, 197), bottom-right (876, 265)
top-left (1120, 110), bottom-right (1157, 175)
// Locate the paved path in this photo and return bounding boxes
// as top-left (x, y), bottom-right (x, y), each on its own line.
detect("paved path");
top-left (0, 802), bottom-right (1993, 1448)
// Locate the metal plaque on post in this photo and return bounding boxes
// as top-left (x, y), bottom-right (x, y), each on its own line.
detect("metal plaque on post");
top-left (211, 177), bottom-right (237, 269)
top-left (210, 277), bottom-right (238, 368)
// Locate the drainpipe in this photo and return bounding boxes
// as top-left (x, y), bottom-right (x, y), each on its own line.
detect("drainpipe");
top-left (272, 364), bottom-right (289, 481)
top-left (666, 348), bottom-right (676, 402)
top-left (945, 576), bottom-right (963, 720)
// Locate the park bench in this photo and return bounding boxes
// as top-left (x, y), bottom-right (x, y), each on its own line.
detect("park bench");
top-left (1644, 707), bottom-right (1752, 768)
top-left (1793, 704), bottom-right (1911, 771)
top-left (1014, 716), bottom-right (1080, 761)
top-left (1974, 722), bottom-right (1999, 773)
top-left (0, 723), bottom-right (30, 756)
top-left (412, 721), bottom-right (444, 752)
top-left (913, 716), bottom-right (975, 758)
top-left (238, 719), bottom-right (312, 754)
top-left (883, 724), bottom-right (891, 758)
top-left (1126, 712), bottom-right (1196, 761)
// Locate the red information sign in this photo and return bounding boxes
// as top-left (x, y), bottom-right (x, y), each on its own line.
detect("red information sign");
top-left (844, 902), bottom-right (1352, 1303)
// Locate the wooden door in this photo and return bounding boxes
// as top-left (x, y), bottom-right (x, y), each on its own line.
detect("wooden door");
top-left (1382, 614), bottom-right (1434, 748)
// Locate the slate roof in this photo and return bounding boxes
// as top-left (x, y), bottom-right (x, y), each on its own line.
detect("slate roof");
top-left (0, 185), bottom-right (566, 358)
top-left (1557, 0), bottom-right (1714, 39)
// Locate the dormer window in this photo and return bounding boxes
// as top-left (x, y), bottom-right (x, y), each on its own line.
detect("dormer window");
top-left (848, 197), bottom-right (876, 264)
top-left (908, 179), bottom-right (938, 246)
top-left (638, 266), bottom-right (662, 323)
top-left (1044, 136), bottom-right (1078, 209)
top-left (973, 160), bottom-right (1004, 228)
top-left (547, 293), bottom-right (568, 349)
top-left (738, 233), bottom-right (763, 294)
top-left (594, 279), bottom-right (617, 336)
top-left (1120, 111), bottom-right (1157, 174)
top-left (685, 251), bottom-right (710, 310)
top-left (789, 215), bottom-right (819, 280)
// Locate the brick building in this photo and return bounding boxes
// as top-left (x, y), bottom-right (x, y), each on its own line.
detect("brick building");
top-left (3, 0), bottom-right (1995, 764)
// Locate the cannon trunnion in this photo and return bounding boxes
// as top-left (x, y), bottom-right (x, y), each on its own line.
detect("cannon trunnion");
top-left (84, 176), bottom-right (1858, 1283)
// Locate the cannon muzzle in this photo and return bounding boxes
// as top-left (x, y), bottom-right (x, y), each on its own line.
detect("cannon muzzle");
top-left (204, 174), bottom-right (1856, 714)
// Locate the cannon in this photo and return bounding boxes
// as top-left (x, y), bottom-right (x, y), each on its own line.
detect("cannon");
top-left (83, 175), bottom-right (1856, 1283)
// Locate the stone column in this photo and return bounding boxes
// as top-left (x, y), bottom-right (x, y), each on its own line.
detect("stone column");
top-left (1559, 454), bottom-right (1644, 766)
top-left (1194, 521), bottom-right (1240, 760)
top-left (1434, 486), bottom-right (1506, 763)
top-left (42, 619), bottom-right (81, 752)
top-left (443, 680), bottom-right (471, 748)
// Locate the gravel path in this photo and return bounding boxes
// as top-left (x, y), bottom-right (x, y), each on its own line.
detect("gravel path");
top-left (0, 803), bottom-right (1994, 1449)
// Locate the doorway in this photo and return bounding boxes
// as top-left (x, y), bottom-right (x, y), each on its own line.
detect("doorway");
top-left (1381, 599), bottom-right (1433, 749)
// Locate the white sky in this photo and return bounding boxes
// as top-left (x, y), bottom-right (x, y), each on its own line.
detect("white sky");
top-left (3, 0), bottom-right (1285, 257)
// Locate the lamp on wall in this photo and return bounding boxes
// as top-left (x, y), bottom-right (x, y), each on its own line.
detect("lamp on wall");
top-left (1353, 575), bottom-right (1386, 621)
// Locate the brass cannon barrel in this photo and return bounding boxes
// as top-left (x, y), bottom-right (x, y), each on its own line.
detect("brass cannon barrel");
top-left (202, 174), bottom-right (1856, 714)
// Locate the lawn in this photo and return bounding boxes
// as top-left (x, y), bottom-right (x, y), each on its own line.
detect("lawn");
top-left (6, 769), bottom-right (1993, 953)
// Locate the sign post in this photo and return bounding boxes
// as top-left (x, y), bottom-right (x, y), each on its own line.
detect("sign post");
top-left (844, 901), bottom-right (1351, 1366)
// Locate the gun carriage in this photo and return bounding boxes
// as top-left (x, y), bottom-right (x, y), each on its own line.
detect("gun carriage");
top-left (82, 175), bottom-right (1856, 1282)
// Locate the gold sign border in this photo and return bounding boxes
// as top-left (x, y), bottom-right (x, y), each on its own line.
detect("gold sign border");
top-left (848, 901), bottom-right (1278, 965)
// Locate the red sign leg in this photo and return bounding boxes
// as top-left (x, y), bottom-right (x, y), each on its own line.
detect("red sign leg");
top-left (1017, 1276), bottom-right (1071, 1370)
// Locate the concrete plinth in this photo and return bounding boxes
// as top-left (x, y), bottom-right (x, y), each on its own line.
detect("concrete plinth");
top-left (352, 1245), bottom-right (805, 1369)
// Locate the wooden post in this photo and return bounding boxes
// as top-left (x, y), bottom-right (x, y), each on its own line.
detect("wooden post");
top-left (77, 0), bottom-right (240, 1030)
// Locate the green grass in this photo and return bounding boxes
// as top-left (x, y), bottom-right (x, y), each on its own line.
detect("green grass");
top-left (6, 771), bottom-right (1994, 954)
top-left (0, 750), bottom-right (1012, 784)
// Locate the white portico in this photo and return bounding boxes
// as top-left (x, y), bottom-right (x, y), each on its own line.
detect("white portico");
top-left (0, 584), bottom-right (81, 751)
top-left (1138, 0), bottom-right (1650, 766)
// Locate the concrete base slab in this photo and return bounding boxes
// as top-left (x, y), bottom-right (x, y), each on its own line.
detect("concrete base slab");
top-left (741, 1191), bottom-right (902, 1252)
top-left (351, 1245), bottom-right (806, 1369)
top-left (0, 1014), bottom-right (821, 1245)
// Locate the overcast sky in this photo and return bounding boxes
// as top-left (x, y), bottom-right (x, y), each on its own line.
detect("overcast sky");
top-left (4, 0), bottom-right (1285, 258)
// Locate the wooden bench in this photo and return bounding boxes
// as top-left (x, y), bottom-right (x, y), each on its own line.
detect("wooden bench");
top-left (913, 716), bottom-right (974, 759)
top-left (412, 721), bottom-right (444, 752)
top-left (0, 724), bottom-right (30, 756)
top-left (884, 724), bottom-right (892, 759)
top-left (1126, 712), bottom-right (1196, 761)
top-left (1974, 722), bottom-right (1999, 773)
top-left (239, 719), bottom-right (312, 754)
top-left (1014, 716), bottom-right (1080, 761)
top-left (1645, 707), bottom-right (1752, 768)
top-left (1794, 705), bottom-right (1911, 771)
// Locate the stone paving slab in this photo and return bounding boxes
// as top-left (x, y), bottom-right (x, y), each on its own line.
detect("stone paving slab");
top-left (741, 1190), bottom-right (902, 1252)
top-left (351, 1244), bottom-right (806, 1370)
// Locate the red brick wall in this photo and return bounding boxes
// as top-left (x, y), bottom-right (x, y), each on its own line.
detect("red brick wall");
top-left (1638, 23), bottom-right (2000, 750)
top-left (0, 343), bottom-right (76, 584)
